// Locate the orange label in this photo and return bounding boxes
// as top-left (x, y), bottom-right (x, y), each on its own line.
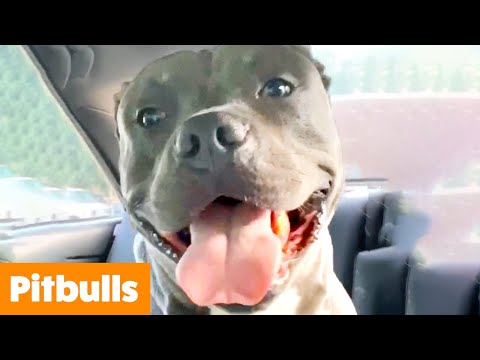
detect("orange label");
top-left (0, 263), bottom-right (151, 315)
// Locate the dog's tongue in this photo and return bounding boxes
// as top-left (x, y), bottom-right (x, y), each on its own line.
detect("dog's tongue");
top-left (176, 202), bottom-right (285, 307)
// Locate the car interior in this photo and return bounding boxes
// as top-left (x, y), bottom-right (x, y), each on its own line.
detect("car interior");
top-left (0, 45), bottom-right (479, 315)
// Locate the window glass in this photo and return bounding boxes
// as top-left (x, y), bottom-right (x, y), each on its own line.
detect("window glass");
top-left (0, 45), bottom-right (121, 225)
top-left (311, 45), bottom-right (480, 260)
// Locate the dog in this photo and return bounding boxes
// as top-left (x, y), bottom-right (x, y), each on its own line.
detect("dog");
top-left (114, 45), bottom-right (357, 315)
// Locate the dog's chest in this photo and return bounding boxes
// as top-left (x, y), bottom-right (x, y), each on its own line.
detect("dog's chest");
top-left (209, 306), bottom-right (240, 315)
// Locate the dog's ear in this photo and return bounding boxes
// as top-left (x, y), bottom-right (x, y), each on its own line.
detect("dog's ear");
top-left (113, 81), bottom-right (131, 139)
top-left (290, 45), bottom-right (331, 92)
top-left (311, 59), bottom-right (331, 92)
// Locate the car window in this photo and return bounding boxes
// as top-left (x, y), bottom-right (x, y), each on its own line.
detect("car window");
top-left (311, 45), bottom-right (480, 261)
top-left (0, 45), bottom-right (122, 226)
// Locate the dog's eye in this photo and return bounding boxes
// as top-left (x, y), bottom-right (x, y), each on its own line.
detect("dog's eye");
top-left (260, 78), bottom-right (294, 98)
top-left (137, 108), bottom-right (167, 128)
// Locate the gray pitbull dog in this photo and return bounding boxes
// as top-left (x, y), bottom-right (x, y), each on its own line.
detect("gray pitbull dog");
top-left (114, 45), bottom-right (357, 315)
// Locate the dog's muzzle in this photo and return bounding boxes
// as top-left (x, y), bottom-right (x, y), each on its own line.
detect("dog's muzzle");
top-left (174, 112), bottom-right (249, 173)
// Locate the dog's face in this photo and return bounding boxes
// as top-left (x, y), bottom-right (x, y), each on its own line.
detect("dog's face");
top-left (115, 45), bottom-right (344, 309)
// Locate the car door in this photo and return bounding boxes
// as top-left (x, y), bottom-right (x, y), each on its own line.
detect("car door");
top-left (0, 45), bottom-right (124, 263)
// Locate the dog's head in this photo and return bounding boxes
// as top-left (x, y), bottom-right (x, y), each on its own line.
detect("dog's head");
top-left (115, 45), bottom-right (344, 310)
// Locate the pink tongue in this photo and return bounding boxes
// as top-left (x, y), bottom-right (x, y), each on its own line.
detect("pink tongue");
top-left (176, 202), bottom-right (283, 307)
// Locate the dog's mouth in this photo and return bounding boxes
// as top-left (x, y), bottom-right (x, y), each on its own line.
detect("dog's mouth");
top-left (144, 188), bottom-right (330, 308)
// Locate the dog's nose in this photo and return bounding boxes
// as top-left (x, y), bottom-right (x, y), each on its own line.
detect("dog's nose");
top-left (175, 112), bottom-right (249, 171)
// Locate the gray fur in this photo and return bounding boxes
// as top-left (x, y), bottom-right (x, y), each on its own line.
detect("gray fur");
top-left (116, 45), bottom-right (354, 315)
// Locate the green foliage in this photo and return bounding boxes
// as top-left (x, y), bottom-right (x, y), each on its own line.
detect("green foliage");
top-left (450, 68), bottom-right (469, 92)
top-left (409, 64), bottom-right (424, 92)
top-left (362, 56), bottom-right (386, 92)
top-left (334, 60), bottom-right (360, 94)
top-left (384, 57), bottom-right (400, 93)
top-left (433, 65), bottom-right (446, 92)
top-left (0, 45), bottom-right (113, 198)
top-left (313, 45), bottom-right (480, 95)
